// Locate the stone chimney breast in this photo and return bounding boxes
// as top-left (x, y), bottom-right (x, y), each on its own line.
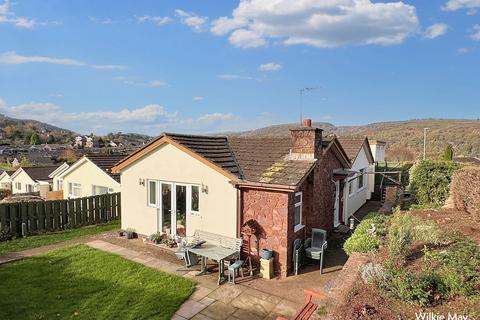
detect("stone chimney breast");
top-left (289, 119), bottom-right (322, 160)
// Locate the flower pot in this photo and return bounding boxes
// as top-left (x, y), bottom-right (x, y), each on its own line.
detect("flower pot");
top-left (260, 249), bottom-right (273, 260)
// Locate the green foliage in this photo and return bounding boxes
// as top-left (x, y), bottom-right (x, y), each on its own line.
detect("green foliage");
top-left (387, 212), bottom-right (440, 259)
top-left (442, 144), bottom-right (454, 161)
top-left (432, 234), bottom-right (480, 297)
top-left (381, 261), bottom-right (443, 307)
top-left (409, 160), bottom-right (460, 206)
top-left (29, 133), bottom-right (40, 145)
top-left (343, 212), bottom-right (390, 256)
top-left (19, 156), bottom-right (32, 167)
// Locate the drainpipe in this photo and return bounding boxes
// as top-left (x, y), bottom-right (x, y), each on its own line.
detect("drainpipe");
top-left (236, 188), bottom-right (242, 238)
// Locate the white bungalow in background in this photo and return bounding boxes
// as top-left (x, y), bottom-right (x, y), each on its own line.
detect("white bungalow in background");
top-left (337, 137), bottom-right (375, 222)
top-left (369, 140), bottom-right (386, 162)
top-left (58, 154), bottom-right (123, 199)
top-left (0, 170), bottom-right (16, 190)
top-left (48, 162), bottom-right (70, 192)
top-left (10, 166), bottom-right (60, 198)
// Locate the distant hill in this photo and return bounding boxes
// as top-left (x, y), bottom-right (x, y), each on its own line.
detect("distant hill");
top-left (237, 119), bottom-right (480, 160)
top-left (0, 114), bottom-right (77, 145)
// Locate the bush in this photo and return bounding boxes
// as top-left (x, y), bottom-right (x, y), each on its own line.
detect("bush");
top-left (409, 160), bottom-right (460, 207)
top-left (451, 167), bottom-right (480, 217)
top-left (343, 212), bottom-right (389, 256)
top-left (433, 234), bottom-right (480, 297)
top-left (387, 212), bottom-right (440, 259)
top-left (381, 261), bottom-right (443, 307)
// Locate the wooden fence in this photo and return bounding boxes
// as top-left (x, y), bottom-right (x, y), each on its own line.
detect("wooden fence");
top-left (0, 192), bottom-right (121, 238)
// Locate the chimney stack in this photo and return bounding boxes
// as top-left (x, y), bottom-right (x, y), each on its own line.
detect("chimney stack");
top-left (289, 118), bottom-right (322, 160)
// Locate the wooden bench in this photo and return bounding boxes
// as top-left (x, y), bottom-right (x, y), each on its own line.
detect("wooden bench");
top-left (276, 289), bottom-right (326, 320)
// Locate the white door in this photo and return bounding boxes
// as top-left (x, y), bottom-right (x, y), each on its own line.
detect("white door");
top-left (157, 182), bottom-right (187, 238)
top-left (334, 180), bottom-right (340, 227)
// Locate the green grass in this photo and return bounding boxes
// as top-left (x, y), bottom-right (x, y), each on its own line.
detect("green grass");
top-left (0, 245), bottom-right (195, 320)
top-left (0, 220), bottom-right (120, 255)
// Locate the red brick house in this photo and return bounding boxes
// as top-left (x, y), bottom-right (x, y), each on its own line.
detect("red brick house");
top-left (113, 119), bottom-right (351, 278)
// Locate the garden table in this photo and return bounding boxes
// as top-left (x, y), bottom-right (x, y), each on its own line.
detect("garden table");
top-left (187, 243), bottom-right (239, 285)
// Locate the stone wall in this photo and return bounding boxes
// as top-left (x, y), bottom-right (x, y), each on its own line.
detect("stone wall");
top-left (241, 188), bottom-right (290, 277)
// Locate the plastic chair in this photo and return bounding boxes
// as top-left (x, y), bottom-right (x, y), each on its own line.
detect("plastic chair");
top-left (304, 228), bottom-right (327, 274)
top-left (292, 239), bottom-right (303, 275)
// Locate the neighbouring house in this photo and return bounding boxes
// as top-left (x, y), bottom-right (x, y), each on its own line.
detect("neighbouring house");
top-left (337, 137), bottom-right (375, 222)
top-left (0, 170), bottom-right (15, 190)
top-left (58, 154), bottom-right (123, 199)
top-left (10, 166), bottom-right (60, 198)
top-left (112, 119), bottom-right (351, 277)
top-left (74, 136), bottom-right (86, 148)
top-left (369, 140), bottom-right (386, 162)
top-left (48, 162), bottom-right (70, 192)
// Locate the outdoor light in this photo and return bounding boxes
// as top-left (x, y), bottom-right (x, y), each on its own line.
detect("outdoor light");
top-left (139, 178), bottom-right (145, 186)
top-left (349, 217), bottom-right (355, 230)
top-left (201, 183), bottom-right (208, 194)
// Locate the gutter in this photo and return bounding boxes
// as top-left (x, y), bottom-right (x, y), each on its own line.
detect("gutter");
top-left (232, 180), bottom-right (297, 192)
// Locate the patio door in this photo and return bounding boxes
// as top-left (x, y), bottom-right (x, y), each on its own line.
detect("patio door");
top-left (158, 182), bottom-right (187, 237)
top-left (333, 180), bottom-right (340, 227)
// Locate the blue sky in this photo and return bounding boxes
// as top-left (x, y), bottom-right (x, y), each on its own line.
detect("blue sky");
top-left (0, 0), bottom-right (479, 135)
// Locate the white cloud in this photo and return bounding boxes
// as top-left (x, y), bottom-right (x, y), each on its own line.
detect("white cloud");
top-left (112, 76), bottom-right (166, 88)
top-left (423, 23), bottom-right (449, 39)
top-left (175, 9), bottom-right (208, 32)
top-left (457, 47), bottom-right (470, 54)
top-left (258, 62), bottom-right (282, 72)
top-left (0, 51), bottom-right (129, 71)
top-left (193, 96), bottom-right (204, 101)
top-left (442, 0), bottom-right (480, 11)
top-left (0, 51), bottom-right (86, 66)
top-left (210, 0), bottom-right (419, 49)
top-left (92, 64), bottom-right (128, 70)
top-left (0, 0), bottom-right (48, 29)
top-left (218, 74), bottom-right (253, 80)
top-left (0, 98), bottom-right (246, 134)
top-left (135, 15), bottom-right (172, 26)
top-left (470, 24), bottom-right (480, 40)
top-left (89, 17), bottom-right (113, 24)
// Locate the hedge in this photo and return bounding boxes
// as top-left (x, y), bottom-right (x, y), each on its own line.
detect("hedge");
top-left (409, 160), bottom-right (460, 207)
top-left (451, 167), bottom-right (480, 217)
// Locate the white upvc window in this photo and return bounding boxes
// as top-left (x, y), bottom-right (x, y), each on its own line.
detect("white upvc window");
top-left (294, 192), bottom-right (303, 232)
top-left (68, 182), bottom-right (82, 198)
top-left (357, 168), bottom-right (366, 191)
top-left (348, 181), bottom-right (354, 195)
top-left (92, 185), bottom-right (109, 196)
top-left (188, 185), bottom-right (200, 215)
top-left (15, 182), bottom-right (21, 191)
top-left (147, 180), bottom-right (158, 207)
top-left (26, 184), bottom-right (35, 193)
top-left (57, 179), bottom-right (63, 191)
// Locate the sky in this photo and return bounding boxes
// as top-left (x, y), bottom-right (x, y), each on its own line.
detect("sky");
top-left (0, 0), bottom-right (479, 135)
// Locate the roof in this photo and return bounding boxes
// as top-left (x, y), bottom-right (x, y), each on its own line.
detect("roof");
top-left (0, 170), bottom-right (16, 177)
top-left (21, 166), bottom-right (59, 182)
top-left (165, 133), bottom-right (242, 178)
top-left (48, 162), bottom-right (70, 178)
top-left (228, 137), bottom-right (315, 186)
top-left (113, 132), bottom-right (351, 188)
top-left (336, 136), bottom-right (374, 163)
top-left (369, 139), bottom-right (386, 145)
top-left (85, 154), bottom-right (126, 183)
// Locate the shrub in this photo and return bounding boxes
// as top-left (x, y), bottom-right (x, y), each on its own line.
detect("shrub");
top-left (381, 261), bottom-right (443, 307)
top-left (343, 212), bottom-right (390, 256)
top-left (433, 234), bottom-right (480, 297)
top-left (387, 212), bottom-right (440, 259)
top-left (409, 160), bottom-right (460, 207)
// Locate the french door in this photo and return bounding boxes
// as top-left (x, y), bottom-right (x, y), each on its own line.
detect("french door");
top-left (158, 182), bottom-right (187, 237)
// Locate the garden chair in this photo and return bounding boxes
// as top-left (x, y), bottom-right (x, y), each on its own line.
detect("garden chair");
top-left (292, 239), bottom-right (303, 275)
top-left (175, 246), bottom-right (199, 270)
top-left (304, 228), bottom-right (327, 274)
top-left (276, 289), bottom-right (326, 320)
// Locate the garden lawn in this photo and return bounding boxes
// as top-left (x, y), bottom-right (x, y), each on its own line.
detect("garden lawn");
top-left (0, 245), bottom-right (194, 320)
top-left (0, 220), bottom-right (120, 255)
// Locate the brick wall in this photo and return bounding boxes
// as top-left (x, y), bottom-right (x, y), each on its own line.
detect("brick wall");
top-left (241, 188), bottom-right (291, 277)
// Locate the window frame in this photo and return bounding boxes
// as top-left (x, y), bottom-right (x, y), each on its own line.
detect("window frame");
top-left (188, 185), bottom-right (200, 216)
top-left (357, 168), bottom-right (366, 191)
top-left (15, 182), bottom-right (21, 191)
top-left (147, 180), bottom-right (158, 207)
top-left (348, 180), bottom-right (354, 196)
top-left (68, 182), bottom-right (82, 198)
top-left (294, 192), bottom-right (304, 232)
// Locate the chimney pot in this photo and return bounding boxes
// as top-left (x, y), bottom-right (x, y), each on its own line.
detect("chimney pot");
top-left (303, 119), bottom-right (312, 128)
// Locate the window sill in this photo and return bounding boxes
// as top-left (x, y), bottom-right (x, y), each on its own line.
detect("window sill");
top-left (294, 224), bottom-right (305, 233)
top-left (357, 186), bottom-right (367, 193)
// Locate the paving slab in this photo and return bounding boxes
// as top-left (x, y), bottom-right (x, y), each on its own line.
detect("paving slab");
top-left (230, 292), bottom-right (277, 317)
top-left (175, 299), bottom-right (207, 319)
top-left (207, 284), bottom-right (244, 304)
top-left (200, 301), bottom-right (237, 320)
top-left (190, 285), bottom-right (213, 301)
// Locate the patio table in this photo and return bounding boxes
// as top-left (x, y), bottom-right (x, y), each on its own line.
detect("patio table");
top-left (187, 243), bottom-right (239, 285)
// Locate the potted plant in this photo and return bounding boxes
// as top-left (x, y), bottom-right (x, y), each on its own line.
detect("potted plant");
top-left (125, 228), bottom-right (136, 239)
top-left (152, 232), bottom-right (163, 244)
